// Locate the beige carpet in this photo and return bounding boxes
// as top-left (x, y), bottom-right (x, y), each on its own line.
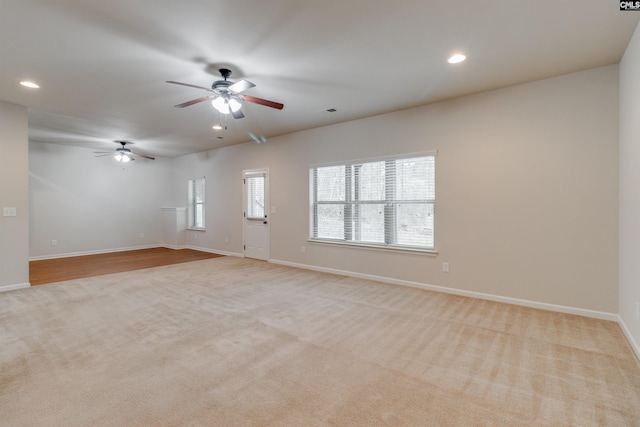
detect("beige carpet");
top-left (1, 257), bottom-right (639, 426)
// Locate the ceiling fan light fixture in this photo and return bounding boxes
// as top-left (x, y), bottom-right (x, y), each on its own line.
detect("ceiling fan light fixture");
top-left (211, 96), bottom-right (224, 110)
top-left (219, 103), bottom-right (230, 115)
top-left (114, 148), bottom-right (132, 162)
top-left (211, 97), bottom-right (231, 114)
top-left (229, 98), bottom-right (241, 112)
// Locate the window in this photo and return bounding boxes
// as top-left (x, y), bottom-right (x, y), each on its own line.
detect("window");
top-left (310, 153), bottom-right (435, 250)
top-left (188, 178), bottom-right (205, 229)
top-left (245, 173), bottom-right (266, 220)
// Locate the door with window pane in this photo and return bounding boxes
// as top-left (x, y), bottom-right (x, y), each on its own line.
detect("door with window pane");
top-left (243, 169), bottom-right (269, 260)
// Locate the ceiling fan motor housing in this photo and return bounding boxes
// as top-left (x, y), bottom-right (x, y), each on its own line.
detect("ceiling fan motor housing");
top-left (213, 68), bottom-right (233, 91)
top-left (212, 80), bottom-right (232, 91)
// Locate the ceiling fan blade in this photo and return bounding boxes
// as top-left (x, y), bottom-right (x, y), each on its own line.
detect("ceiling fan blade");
top-left (228, 79), bottom-right (255, 93)
top-left (231, 108), bottom-right (245, 119)
top-left (240, 95), bottom-right (284, 110)
top-left (175, 96), bottom-right (213, 108)
top-left (166, 80), bottom-right (213, 92)
top-left (94, 153), bottom-right (113, 157)
top-left (132, 153), bottom-right (156, 160)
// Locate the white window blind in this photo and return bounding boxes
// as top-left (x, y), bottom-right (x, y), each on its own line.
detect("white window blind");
top-left (245, 174), bottom-right (266, 220)
top-left (188, 178), bottom-right (205, 229)
top-left (310, 154), bottom-right (435, 250)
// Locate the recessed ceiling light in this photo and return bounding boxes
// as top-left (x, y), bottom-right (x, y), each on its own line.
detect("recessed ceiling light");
top-left (212, 124), bottom-right (223, 130)
top-left (447, 54), bottom-right (466, 64)
top-left (19, 81), bottom-right (40, 88)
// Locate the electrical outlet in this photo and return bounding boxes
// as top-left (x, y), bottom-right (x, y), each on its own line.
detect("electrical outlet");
top-left (224, 237), bottom-right (229, 243)
top-left (139, 233), bottom-right (144, 239)
top-left (301, 246), bottom-right (306, 254)
top-left (2, 207), bottom-right (16, 217)
top-left (442, 262), bottom-right (449, 273)
top-left (51, 240), bottom-right (57, 246)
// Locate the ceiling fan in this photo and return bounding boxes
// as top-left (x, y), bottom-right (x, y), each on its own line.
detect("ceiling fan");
top-left (166, 68), bottom-right (284, 119)
top-left (94, 141), bottom-right (155, 163)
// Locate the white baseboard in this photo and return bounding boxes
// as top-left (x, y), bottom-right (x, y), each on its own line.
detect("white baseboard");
top-left (29, 244), bottom-right (241, 261)
top-left (29, 244), bottom-right (243, 261)
top-left (269, 259), bottom-right (619, 322)
top-left (617, 316), bottom-right (640, 362)
top-left (29, 244), bottom-right (163, 261)
top-left (185, 245), bottom-right (243, 258)
top-left (161, 244), bottom-right (187, 250)
top-left (0, 282), bottom-right (31, 292)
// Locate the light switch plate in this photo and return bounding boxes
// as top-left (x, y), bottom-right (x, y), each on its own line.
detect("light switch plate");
top-left (3, 207), bottom-right (17, 217)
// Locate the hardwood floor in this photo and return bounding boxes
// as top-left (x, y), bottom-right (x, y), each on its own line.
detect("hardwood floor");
top-left (29, 247), bottom-right (223, 286)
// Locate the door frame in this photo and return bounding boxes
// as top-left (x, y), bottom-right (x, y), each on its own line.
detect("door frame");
top-left (242, 168), bottom-right (270, 260)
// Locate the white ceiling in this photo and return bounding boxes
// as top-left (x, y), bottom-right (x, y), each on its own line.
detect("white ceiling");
top-left (1, 1), bottom-right (638, 158)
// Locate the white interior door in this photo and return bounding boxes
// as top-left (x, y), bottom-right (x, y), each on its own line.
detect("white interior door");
top-left (243, 169), bottom-right (269, 260)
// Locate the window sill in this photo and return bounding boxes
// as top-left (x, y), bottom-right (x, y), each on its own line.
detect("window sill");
top-left (188, 227), bottom-right (206, 232)
top-left (307, 239), bottom-right (437, 256)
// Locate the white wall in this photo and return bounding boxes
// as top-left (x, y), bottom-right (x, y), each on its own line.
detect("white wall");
top-left (174, 65), bottom-right (619, 315)
top-left (0, 101), bottom-right (29, 290)
top-left (173, 148), bottom-right (269, 254)
top-left (619, 22), bottom-right (640, 357)
top-left (29, 141), bottom-right (174, 258)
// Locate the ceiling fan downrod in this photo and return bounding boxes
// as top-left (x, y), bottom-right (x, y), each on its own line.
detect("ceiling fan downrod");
top-left (219, 68), bottom-right (232, 80)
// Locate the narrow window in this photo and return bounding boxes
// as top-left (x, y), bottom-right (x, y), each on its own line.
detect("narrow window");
top-left (188, 178), bottom-right (205, 229)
